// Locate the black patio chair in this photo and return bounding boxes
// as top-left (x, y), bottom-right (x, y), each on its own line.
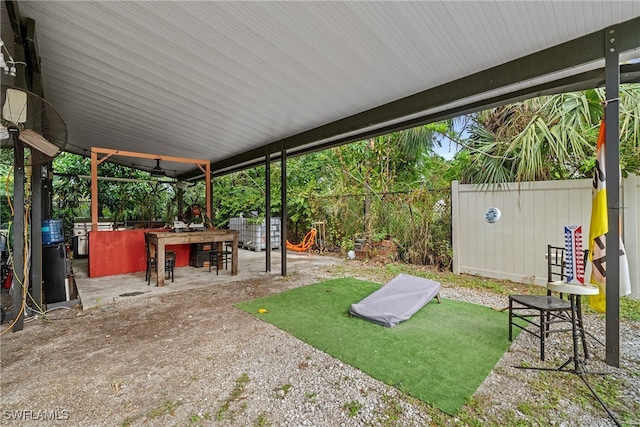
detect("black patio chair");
top-left (508, 245), bottom-right (579, 361)
top-left (144, 232), bottom-right (176, 285)
top-left (209, 244), bottom-right (231, 275)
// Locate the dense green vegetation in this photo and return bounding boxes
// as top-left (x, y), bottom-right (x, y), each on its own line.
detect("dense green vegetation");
top-left (457, 86), bottom-right (640, 184)
top-left (1, 85), bottom-right (639, 271)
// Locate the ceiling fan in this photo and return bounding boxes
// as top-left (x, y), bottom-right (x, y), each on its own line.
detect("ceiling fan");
top-left (150, 158), bottom-right (166, 176)
top-left (1, 85), bottom-right (67, 166)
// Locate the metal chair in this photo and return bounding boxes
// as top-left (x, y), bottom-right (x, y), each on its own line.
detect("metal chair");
top-left (513, 262), bottom-right (615, 424)
top-left (508, 245), bottom-right (577, 360)
top-left (144, 232), bottom-right (176, 285)
top-left (209, 244), bottom-right (231, 275)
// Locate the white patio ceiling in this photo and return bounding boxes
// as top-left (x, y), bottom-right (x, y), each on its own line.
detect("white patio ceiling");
top-left (9, 1), bottom-right (640, 178)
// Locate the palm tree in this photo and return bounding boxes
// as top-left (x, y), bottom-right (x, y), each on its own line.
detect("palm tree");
top-left (458, 85), bottom-right (640, 185)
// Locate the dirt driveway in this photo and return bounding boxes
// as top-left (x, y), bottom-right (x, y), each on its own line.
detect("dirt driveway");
top-left (1, 261), bottom-right (373, 426)
top-left (2, 255), bottom-right (638, 426)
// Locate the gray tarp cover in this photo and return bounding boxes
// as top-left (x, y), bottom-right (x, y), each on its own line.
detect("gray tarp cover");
top-left (349, 273), bottom-right (441, 327)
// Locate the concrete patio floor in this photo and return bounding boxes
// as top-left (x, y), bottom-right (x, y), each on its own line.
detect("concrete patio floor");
top-left (72, 248), bottom-right (344, 311)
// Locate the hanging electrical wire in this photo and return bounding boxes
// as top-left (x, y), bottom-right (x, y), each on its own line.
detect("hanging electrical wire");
top-left (0, 38), bottom-right (26, 76)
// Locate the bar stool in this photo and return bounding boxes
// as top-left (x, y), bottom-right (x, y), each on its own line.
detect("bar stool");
top-left (209, 246), bottom-right (231, 275)
top-left (144, 232), bottom-right (176, 285)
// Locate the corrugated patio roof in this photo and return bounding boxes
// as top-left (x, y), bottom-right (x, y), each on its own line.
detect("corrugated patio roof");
top-left (4, 1), bottom-right (640, 178)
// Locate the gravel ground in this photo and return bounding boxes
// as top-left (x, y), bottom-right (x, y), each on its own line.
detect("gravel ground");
top-left (1, 260), bottom-right (638, 427)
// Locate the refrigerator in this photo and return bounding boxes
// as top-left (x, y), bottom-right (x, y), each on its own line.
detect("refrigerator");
top-left (42, 243), bottom-right (71, 304)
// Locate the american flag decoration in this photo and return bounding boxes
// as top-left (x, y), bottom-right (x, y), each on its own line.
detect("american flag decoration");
top-left (564, 225), bottom-right (584, 285)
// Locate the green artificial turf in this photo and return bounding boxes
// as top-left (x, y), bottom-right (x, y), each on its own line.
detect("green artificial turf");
top-left (235, 278), bottom-right (518, 415)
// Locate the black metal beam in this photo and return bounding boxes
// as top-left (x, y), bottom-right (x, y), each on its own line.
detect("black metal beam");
top-left (277, 17), bottom-right (639, 154)
top-left (24, 18), bottom-right (40, 73)
top-left (4, 0), bottom-right (22, 43)
top-left (172, 17), bottom-right (640, 180)
top-left (11, 134), bottom-right (25, 332)
top-left (24, 17), bottom-right (43, 94)
top-left (281, 65), bottom-right (640, 159)
top-left (31, 161), bottom-right (44, 311)
top-left (604, 26), bottom-right (621, 368)
top-left (280, 146), bottom-right (287, 277)
top-left (265, 148), bottom-right (271, 272)
top-left (3, 1), bottom-right (52, 330)
top-left (198, 63), bottom-right (640, 178)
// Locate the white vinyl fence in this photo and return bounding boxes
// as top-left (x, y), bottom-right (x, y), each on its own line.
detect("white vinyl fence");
top-left (452, 174), bottom-right (638, 300)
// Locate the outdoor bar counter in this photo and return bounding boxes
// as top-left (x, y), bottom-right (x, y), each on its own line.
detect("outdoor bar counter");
top-left (87, 228), bottom-right (191, 277)
top-left (87, 229), bottom-right (240, 284)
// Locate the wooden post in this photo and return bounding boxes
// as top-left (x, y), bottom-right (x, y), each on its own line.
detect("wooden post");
top-left (91, 149), bottom-right (98, 232)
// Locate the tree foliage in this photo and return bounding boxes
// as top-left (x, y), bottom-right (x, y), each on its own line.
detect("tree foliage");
top-left (205, 123), bottom-right (457, 269)
top-left (47, 153), bottom-right (225, 238)
top-left (458, 85), bottom-right (640, 184)
top-left (211, 165), bottom-right (281, 228)
top-left (5, 85), bottom-right (635, 272)
top-left (0, 149), bottom-right (15, 227)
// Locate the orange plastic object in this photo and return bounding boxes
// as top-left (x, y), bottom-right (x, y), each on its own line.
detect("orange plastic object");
top-left (286, 228), bottom-right (317, 253)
